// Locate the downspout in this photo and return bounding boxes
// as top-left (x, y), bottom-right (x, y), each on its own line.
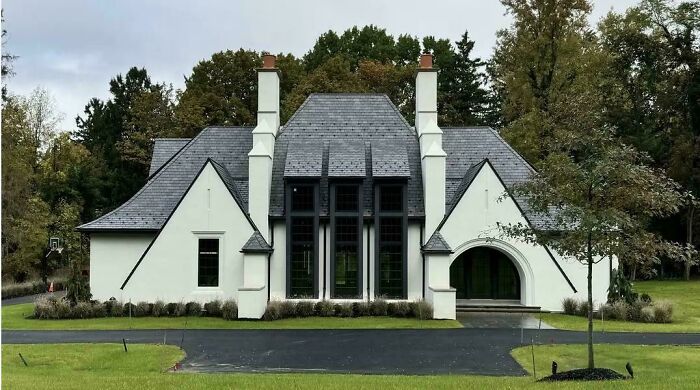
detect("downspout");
top-left (420, 223), bottom-right (425, 300)
top-left (366, 223), bottom-right (371, 301)
top-left (267, 223), bottom-right (274, 302)
top-left (322, 222), bottom-right (327, 299)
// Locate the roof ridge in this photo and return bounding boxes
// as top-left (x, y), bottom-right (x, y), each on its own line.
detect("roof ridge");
top-left (485, 127), bottom-right (538, 173)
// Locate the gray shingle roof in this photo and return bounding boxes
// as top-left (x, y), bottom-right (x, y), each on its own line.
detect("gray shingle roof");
top-left (78, 127), bottom-right (253, 231)
top-left (422, 231), bottom-right (452, 253)
top-left (241, 231), bottom-right (272, 253)
top-left (371, 140), bottom-right (410, 177)
top-left (270, 93), bottom-right (423, 217)
top-left (443, 127), bottom-right (556, 230)
top-left (284, 141), bottom-right (323, 177)
top-left (149, 138), bottom-right (191, 176)
top-left (328, 140), bottom-right (366, 177)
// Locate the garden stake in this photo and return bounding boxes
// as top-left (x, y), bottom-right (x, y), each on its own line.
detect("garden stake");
top-left (531, 337), bottom-right (536, 380)
top-left (18, 353), bottom-right (28, 366)
top-left (180, 318), bottom-right (188, 350)
top-left (123, 338), bottom-right (128, 352)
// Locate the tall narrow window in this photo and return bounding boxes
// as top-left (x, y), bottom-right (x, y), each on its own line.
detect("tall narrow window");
top-left (198, 238), bottom-right (219, 287)
top-left (376, 184), bottom-right (406, 298)
top-left (287, 184), bottom-right (318, 298)
top-left (331, 184), bottom-right (362, 298)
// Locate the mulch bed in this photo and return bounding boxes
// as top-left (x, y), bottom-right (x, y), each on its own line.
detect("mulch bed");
top-left (539, 368), bottom-right (627, 381)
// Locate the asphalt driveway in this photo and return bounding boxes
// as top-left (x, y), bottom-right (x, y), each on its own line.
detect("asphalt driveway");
top-left (4, 328), bottom-right (700, 375)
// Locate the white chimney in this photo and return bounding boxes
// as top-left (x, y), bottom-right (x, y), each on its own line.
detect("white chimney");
top-left (248, 54), bottom-right (280, 241)
top-left (415, 53), bottom-right (446, 236)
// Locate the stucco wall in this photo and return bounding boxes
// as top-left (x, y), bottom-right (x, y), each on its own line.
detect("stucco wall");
top-left (104, 163), bottom-right (256, 303)
top-left (90, 233), bottom-right (155, 301)
top-left (438, 163), bottom-right (611, 311)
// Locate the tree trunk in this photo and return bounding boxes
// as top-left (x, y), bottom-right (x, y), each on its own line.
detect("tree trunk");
top-left (686, 204), bottom-right (694, 281)
top-left (587, 235), bottom-right (594, 370)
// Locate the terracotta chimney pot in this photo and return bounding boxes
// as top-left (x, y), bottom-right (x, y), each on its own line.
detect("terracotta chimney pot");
top-left (419, 53), bottom-right (433, 69)
top-left (262, 54), bottom-right (276, 69)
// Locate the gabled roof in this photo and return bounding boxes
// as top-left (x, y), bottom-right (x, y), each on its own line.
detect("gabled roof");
top-left (443, 127), bottom-right (556, 230)
top-left (78, 127), bottom-right (253, 232)
top-left (241, 231), bottom-right (273, 253)
top-left (149, 138), bottom-right (191, 176)
top-left (269, 93), bottom-right (424, 218)
top-left (422, 231), bottom-right (452, 254)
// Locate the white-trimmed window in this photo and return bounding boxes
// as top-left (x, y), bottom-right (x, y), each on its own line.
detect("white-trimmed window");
top-left (198, 238), bottom-right (220, 287)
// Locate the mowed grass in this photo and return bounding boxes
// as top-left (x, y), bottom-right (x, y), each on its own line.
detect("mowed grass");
top-left (1, 303), bottom-right (460, 330)
top-left (4, 343), bottom-right (700, 389)
top-left (541, 280), bottom-right (700, 333)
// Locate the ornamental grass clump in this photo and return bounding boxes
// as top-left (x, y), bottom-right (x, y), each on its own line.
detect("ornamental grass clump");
top-left (280, 301), bottom-right (297, 318)
top-left (186, 301), bottom-right (202, 317)
top-left (151, 300), bottom-right (167, 317)
top-left (134, 301), bottom-right (152, 317)
top-left (353, 301), bottom-right (371, 317)
top-left (109, 301), bottom-right (124, 317)
top-left (203, 300), bottom-right (222, 317)
top-left (653, 300), bottom-right (673, 323)
top-left (610, 300), bottom-right (630, 321)
top-left (221, 299), bottom-right (238, 320)
top-left (295, 301), bottom-right (315, 317)
top-left (410, 300), bottom-right (433, 320)
top-left (315, 300), bottom-right (335, 317)
top-left (370, 298), bottom-right (388, 316)
top-left (72, 302), bottom-right (93, 319)
top-left (263, 300), bottom-right (283, 321)
top-left (389, 301), bottom-right (411, 317)
top-left (336, 302), bottom-right (354, 317)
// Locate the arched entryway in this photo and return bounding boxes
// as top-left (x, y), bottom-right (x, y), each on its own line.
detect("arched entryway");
top-left (450, 247), bottom-right (520, 301)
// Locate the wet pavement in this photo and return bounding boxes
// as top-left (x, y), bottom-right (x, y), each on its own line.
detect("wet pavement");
top-left (457, 312), bottom-right (555, 329)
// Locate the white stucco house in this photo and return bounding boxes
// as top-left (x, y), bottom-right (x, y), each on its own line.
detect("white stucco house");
top-left (78, 53), bottom-right (612, 319)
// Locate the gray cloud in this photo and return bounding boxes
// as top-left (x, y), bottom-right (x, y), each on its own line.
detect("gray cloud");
top-left (4, 0), bottom-right (639, 130)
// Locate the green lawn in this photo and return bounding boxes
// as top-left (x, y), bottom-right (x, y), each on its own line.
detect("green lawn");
top-left (1, 303), bottom-right (460, 330)
top-left (3, 343), bottom-right (700, 389)
top-left (541, 280), bottom-right (700, 333)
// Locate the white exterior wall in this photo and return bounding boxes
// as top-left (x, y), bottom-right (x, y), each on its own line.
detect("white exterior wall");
top-left (269, 220), bottom-right (286, 300)
top-left (407, 222), bottom-right (423, 300)
top-left (116, 163), bottom-right (257, 303)
top-left (437, 164), bottom-right (611, 312)
top-left (90, 233), bottom-right (155, 301)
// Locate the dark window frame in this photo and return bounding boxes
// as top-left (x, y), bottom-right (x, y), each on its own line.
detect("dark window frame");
top-left (374, 182), bottom-right (408, 299)
top-left (197, 238), bottom-right (220, 287)
top-left (330, 182), bottom-right (363, 299)
top-left (286, 181), bottom-right (320, 298)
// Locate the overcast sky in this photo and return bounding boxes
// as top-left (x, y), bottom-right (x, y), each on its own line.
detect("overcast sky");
top-left (4, 0), bottom-right (639, 130)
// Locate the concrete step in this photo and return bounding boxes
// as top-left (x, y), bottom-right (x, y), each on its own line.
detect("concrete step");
top-left (456, 305), bottom-right (548, 313)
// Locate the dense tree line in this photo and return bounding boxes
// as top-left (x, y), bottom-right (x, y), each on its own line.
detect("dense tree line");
top-left (2, 0), bottom-right (698, 283)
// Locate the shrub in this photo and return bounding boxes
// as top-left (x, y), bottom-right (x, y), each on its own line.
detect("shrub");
top-left (263, 300), bottom-right (283, 321)
top-left (562, 297), bottom-right (578, 315)
top-left (353, 301), bottom-right (371, 317)
top-left (640, 306), bottom-right (656, 323)
top-left (134, 302), bottom-right (151, 317)
top-left (576, 300), bottom-right (591, 317)
top-left (123, 302), bottom-right (137, 317)
top-left (653, 300), bottom-right (673, 323)
top-left (2, 278), bottom-right (67, 299)
top-left (166, 303), bottom-right (178, 316)
top-left (174, 302), bottom-right (187, 317)
top-left (640, 293), bottom-right (653, 304)
top-left (410, 300), bottom-right (433, 320)
top-left (222, 299), bottom-right (238, 320)
top-left (203, 300), bottom-right (222, 317)
top-left (370, 298), bottom-right (388, 316)
top-left (610, 300), bottom-right (630, 321)
top-left (295, 301), bottom-right (315, 317)
top-left (186, 301), bottom-right (202, 317)
top-left (599, 304), bottom-right (614, 320)
top-left (315, 300), bottom-right (335, 317)
top-left (152, 301), bottom-right (167, 317)
top-left (110, 301), bottom-right (124, 317)
top-left (72, 302), bottom-right (93, 319)
top-left (390, 301), bottom-right (411, 317)
top-left (336, 302), bottom-right (354, 317)
top-left (91, 301), bottom-right (107, 318)
top-left (280, 301), bottom-right (297, 318)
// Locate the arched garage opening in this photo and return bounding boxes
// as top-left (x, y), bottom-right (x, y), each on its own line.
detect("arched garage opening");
top-left (450, 247), bottom-right (520, 301)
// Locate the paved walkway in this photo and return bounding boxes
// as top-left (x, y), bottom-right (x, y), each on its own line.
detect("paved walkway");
top-left (4, 328), bottom-right (699, 375)
top-left (457, 313), bottom-right (555, 329)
